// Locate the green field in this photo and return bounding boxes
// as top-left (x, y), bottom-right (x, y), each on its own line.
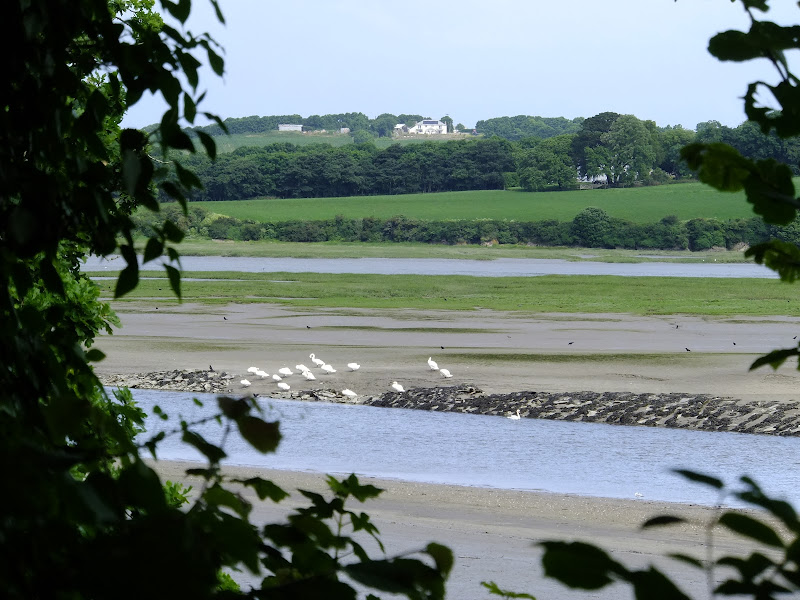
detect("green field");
top-left (209, 131), bottom-right (467, 153)
top-left (89, 272), bottom-right (796, 316)
top-left (191, 183), bottom-right (761, 224)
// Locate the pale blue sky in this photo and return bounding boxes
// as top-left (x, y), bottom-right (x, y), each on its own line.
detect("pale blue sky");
top-left (122, 0), bottom-right (798, 130)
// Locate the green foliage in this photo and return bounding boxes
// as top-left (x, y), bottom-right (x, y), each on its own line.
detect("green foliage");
top-left (1, 1), bottom-right (452, 599)
top-left (541, 472), bottom-right (800, 599)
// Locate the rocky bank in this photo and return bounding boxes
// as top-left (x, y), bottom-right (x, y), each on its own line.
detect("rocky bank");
top-left (98, 369), bottom-right (800, 437)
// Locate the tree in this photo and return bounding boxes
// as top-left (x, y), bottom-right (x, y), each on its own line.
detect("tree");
top-left (440, 115), bottom-right (454, 133)
top-left (517, 134), bottom-right (577, 191)
top-left (1, 2), bottom-right (452, 599)
top-left (570, 111), bottom-right (621, 180)
top-left (596, 114), bottom-right (659, 186)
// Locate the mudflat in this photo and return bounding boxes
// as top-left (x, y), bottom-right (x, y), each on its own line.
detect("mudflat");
top-left (100, 302), bottom-right (796, 597)
top-left (95, 301), bottom-right (800, 403)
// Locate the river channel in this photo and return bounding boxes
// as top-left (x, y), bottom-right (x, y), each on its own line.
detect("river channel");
top-left (84, 255), bottom-right (777, 278)
top-left (134, 390), bottom-right (800, 508)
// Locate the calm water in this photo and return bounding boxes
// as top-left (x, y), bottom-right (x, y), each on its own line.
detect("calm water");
top-left (84, 255), bottom-right (776, 278)
top-left (132, 389), bottom-right (800, 507)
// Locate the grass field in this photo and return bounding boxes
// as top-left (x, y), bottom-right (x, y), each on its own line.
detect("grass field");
top-left (88, 272), bottom-right (797, 316)
top-left (190, 183), bottom-right (762, 224)
top-left (209, 131), bottom-right (468, 153)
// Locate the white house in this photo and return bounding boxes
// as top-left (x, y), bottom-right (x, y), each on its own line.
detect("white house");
top-left (409, 120), bottom-right (447, 134)
top-left (278, 123), bottom-right (303, 132)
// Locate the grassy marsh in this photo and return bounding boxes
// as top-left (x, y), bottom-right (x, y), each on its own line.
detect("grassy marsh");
top-left (88, 272), bottom-right (799, 317)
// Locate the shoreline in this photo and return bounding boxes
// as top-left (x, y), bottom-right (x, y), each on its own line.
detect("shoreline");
top-left (101, 368), bottom-right (800, 436)
top-left (150, 459), bottom-right (741, 599)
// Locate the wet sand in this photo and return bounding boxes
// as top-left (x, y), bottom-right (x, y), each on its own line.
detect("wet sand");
top-left (152, 460), bottom-right (740, 600)
top-left (97, 302), bottom-right (796, 597)
top-left (95, 301), bottom-right (800, 404)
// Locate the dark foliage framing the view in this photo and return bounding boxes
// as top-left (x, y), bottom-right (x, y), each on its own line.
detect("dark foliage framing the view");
top-left (518, 2), bottom-right (800, 599)
top-left (0, 1), bottom-right (451, 599)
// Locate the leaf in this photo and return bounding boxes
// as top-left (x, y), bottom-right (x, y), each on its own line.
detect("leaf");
top-left (749, 347), bottom-right (798, 371)
top-left (196, 131), bottom-right (217, 160)
top-left (234, 477), bottom-right (289, 502)
top-left (206, 46), bottom-right (224, 76)
top-left (719, 512), bottom-right (784, 547)
top-left (39, 257), bottom-right (65, 297)
top-left (481, 581), bottom-right (537, 599)
top-left (181, 430), bottom-right (226, 463)
top-left (672, 469), bottom-right (724, 489)
top-left (539, 541), bottom-right (627, 590)
top-left (327, 474), bottom-right (383, 502)
top-left (115, 264), bottom-right (139, 298)
top-left (164, 264), bottom-right (181, 299)
top-left (85, 348), bottom-right (106, 362)
top-left (680, 143), bottom-right (751, 192)
top-left (203, 484), bottom-right (252, 518)
top-left (217, 396), bottom-right (250, 420)
top-left (237, 416), bottom-right (281, 453)
top-left (426, 542), bottom-right (454, 577)
top-left (162, 219), bottom-right (185, 243)
top-left (143, 237), bottom-right (164, 264)
top-left (628, 567), bottom-right (692, 600)
top-left (345, 558), bottom-right (445, 599)
top-left (641, 515), bottom-right (686, 529)
top-left (667, 554), bottom-right (704, 568)
top-left (745, 240), bottom-right (800, 282)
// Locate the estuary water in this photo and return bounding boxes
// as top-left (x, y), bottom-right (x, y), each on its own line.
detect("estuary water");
top-left (84, 255), bottom-right (776, 278)
top-left (132, 389), bottom-right (800, 508)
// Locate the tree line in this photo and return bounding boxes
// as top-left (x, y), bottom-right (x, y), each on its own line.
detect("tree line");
top-left (179, 138), bottom-right (515, 200)
top-left (137, 203), bottom-right (800, 251)
top-left (175, 111), bottom-right (800, 202)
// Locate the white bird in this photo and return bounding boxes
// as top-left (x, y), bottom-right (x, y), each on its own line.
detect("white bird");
top-left (277, 382), bottom-right (290, 391)
top-left (278, 367), bottom-right (293, 376)
top-left (321, 364), bottom-right (336, 374)
top-left (302, 370), bottom-right (316, 381)
top-left (255, 369), bottom-right (269, 379)
top-left (240, 379), bottom-right (252, 387)
top-left (427, 357), bottom-right (439, 370)
top-left (272, 374), bottom-right (282, 382)
top-left (634, 492), bottom-right (644, 498)
top-left (295, 364), bottom-right (310, 373)
top-left (507, 409), bottom-right (521, 420)
top-left (440, 368), bottom-right (452, 378)
top-left (347, 362), bottom-right (360, 371)
top-left (391, 381), bottom-right (404, 393)
top-left (246, 366), bottom-right (259, 374)
top-left (310, 353), bottom-right (325, 367)
top-left (341, 389), bottom-right (357, 399)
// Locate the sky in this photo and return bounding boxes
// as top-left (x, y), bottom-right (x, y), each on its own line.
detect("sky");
top-left (122, 0), bottom-right (799, 131)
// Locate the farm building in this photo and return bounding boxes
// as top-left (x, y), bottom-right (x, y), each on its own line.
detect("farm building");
top-left (409, 120), bottom-right (447, 134)
top-left (278, 123), bottom-right (303, 132)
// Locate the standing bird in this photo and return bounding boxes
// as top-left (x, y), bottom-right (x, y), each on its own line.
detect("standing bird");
top-left (321, 364), bottom-right (336, 374)
top-left (295, 364), bottom-right (310, 373)
top-left (310, 353), bottom-right (325, 367)
top-left (391, 381), bottom-right (404, 393)
top-left (347, 362), bottom-right (360, 371)
top-left (247, 366), bottom-right (259, 374)
top-left (507, 409), bottom-right (521, 420)
top-left (341, 389), bottom-right (357, 399)
top-left (440, 368), bottom-right (452, 378)
top-left (302, 370), bottom-right (316, 381)
top-left (427, 357), bottom-right (439, 370)
top-left (240, 379), bottom-right (252, 387)
top-left (272, 374), bottom-right (282, 382)
top-left (255, 369), bottom-right (269, 379)
top-left (278, 367), bottom-right (293, 377)
top-left (277, 382), bottom-right (290, 391)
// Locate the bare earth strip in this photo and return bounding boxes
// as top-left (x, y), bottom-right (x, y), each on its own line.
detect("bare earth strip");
top-left (96, 302), bottom-right (800, 598)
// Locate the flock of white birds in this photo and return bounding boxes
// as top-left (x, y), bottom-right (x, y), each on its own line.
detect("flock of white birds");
top-left (238, 354), bottom-right (454, 399)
